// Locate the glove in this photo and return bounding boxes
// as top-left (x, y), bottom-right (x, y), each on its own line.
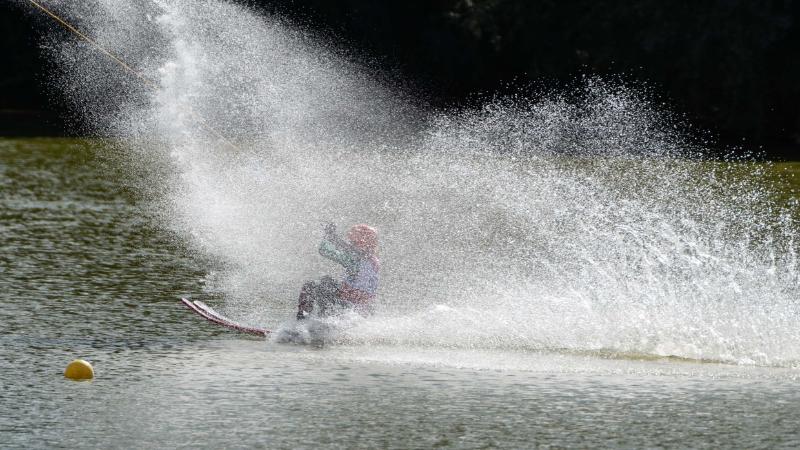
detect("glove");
top-left (323, 222), bottom-right (336, 237)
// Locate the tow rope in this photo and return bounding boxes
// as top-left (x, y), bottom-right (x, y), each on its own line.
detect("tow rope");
top-left (27, 0), bottom-right (241, 151)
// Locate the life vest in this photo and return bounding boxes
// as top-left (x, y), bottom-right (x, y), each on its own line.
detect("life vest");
top-left (339, 255), bottom-right (380, 305)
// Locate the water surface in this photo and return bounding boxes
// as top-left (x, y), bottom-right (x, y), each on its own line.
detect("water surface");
top-left (2, 138), bottom-right (800, 449)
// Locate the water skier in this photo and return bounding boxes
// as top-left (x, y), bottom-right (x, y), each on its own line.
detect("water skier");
top-left (296, 223), bottom-right (380, 319)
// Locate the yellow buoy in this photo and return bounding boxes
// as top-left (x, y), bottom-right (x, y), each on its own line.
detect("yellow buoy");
top-left (64, 359), bottom-right (94, 380)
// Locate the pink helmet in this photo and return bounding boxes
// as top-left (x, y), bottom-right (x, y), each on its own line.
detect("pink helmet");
top-left (347, 224), bottom-right (378, 255)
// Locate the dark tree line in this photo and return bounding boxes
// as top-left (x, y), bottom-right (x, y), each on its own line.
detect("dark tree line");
top-left (2, 0), bottom-right (799, 158)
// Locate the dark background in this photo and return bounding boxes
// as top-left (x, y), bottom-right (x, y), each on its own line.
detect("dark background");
top-left (2, 0), bottom-right (799, 159)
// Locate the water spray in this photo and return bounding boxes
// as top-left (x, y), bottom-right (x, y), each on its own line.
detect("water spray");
top-left (26, 0), bottom-right (241, 151)
top-left (30, 0), bottom-right (800, 367)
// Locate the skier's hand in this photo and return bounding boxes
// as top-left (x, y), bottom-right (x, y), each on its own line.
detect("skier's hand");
top-left (323, 222), bottom-right (336, 237)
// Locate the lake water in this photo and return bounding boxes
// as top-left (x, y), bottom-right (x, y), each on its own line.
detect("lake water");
top-left (2, 138), bottom-right (800, 449)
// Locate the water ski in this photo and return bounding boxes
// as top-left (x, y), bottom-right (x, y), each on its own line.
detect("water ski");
top-left (180, 298), bottom-right (330, 345)
top-left (181, 298), bottom-right (270, 337)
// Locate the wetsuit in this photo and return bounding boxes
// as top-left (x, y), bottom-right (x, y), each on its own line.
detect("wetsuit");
top-left (297, 233), bottom-right (380, 319)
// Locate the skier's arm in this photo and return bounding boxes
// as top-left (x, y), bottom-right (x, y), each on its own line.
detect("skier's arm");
top-left (318, 224), bottom-right (360, 272)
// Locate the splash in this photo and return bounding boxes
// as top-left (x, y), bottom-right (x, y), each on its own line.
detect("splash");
top-left (39, 0), bottom-right (799, 367)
